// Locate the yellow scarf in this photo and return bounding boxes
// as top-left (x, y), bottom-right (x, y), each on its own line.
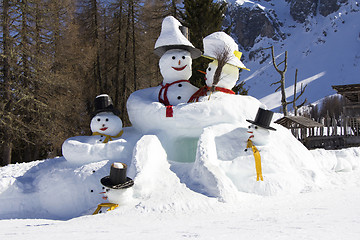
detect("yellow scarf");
top-left (93, 203), bottom-right (119, 215)
top-left (246, 138), bottom-right (264, 181)
top-left (92, 130), bottom-right (124, 143)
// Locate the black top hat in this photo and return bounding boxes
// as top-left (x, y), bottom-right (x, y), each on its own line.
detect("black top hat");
top-left (101, 163), bottom-right (134, 189)
top-left (246, 108), bottom-right (276, 131)
top-left (93, 94), bottom-right (120, 117)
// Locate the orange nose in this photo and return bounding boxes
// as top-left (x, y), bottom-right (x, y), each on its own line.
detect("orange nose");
top-left (178, 60), bottom-right (181, 65)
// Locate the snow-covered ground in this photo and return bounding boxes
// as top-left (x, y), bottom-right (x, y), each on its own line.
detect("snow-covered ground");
top-left (1, 127), bottom-right (360, 239)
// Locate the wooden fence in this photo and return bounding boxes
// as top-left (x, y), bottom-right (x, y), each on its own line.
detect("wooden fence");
top-left (293, 116), bottom-right (360, 149)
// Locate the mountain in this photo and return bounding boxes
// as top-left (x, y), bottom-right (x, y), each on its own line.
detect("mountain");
top-left (224, 0), bottom-right (360, 110)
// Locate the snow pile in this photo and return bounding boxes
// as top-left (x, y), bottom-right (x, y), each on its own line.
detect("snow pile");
top-left (1, 90), bottom-right (360, 220)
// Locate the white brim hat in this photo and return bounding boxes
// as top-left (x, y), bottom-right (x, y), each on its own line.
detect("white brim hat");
top-left (154, 16), bottom-right (201, 59)
top-left (202, 32), bottom-right (249, 70)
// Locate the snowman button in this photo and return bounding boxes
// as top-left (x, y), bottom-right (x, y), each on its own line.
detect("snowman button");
top-left (177, 96), bottom-right (181, 100)
top-left (178, 84), bottom-right (182, 87)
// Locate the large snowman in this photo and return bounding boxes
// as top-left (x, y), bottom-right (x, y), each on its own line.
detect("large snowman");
top-left (154, 16), bottom-right (201, 116)
top-left (189, 32), bottom-right (249, 102)
top-left (62, 94), bottom-right (131, 165)
top-left (127, 28), bottom-right (262, 162)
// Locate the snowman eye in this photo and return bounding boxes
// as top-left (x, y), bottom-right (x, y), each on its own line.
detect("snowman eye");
top-left (172, 56), bottom-right (176, 60)
top-left (248, 126), bottom-right (251, 129)
top-left (182, 56), bottom-right (185, 59)
top-left (208, 67), bottom-right (211, 71)
top-left (106, 188), bottom-right (110, 192)
top-left (97, 118), bottom-right (101, 122)
top-left (105, 118), bottom-right (109, 122)
top-left (255, 126), bottom-right (258, 129)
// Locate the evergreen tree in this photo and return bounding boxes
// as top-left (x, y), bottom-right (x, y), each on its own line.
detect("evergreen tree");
top-left (179, 0), bottom-right (227, 88)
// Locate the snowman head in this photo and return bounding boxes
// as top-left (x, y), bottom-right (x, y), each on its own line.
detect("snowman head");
top-left (102, 186), bottom-right (133, 205)
top-left (205, 60), bottom-right (239, 89)
top-left (159, 49), bottom-right (192, 83)
top-left (100, 162), bottom-right (134, 205)
top-left (90, 112), bottom-right (123, 136)
top-left (247, 124), bottom-right (271, 146)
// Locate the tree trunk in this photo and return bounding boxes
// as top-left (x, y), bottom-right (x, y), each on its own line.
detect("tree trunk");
top-left (114, 0), bottom-right (124, 106)
top-left (1, 0), bottom-right (13, 166)
top-left (121, 2), bottom-right (131, 118)
top-left (131, 0), bottom-right (137, 91)
top-left (2, 142), bottom-right (12, 166)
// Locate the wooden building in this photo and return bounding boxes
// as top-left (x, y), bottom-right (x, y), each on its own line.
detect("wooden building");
top-left (332, 84), bottom-right (360, 135)
top-left (276, 84), bottom-right (360, 150)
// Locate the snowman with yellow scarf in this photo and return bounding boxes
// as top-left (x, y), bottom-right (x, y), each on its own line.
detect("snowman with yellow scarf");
top-left (62, 94), bottom-right (126, 165)
top-left (245, 108), bottom-right (276, 181)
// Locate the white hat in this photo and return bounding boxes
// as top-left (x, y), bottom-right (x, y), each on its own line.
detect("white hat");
top-left (154, 16), bottom-right (201, 59)
top-left (203, 32), bottom-right (249, 70)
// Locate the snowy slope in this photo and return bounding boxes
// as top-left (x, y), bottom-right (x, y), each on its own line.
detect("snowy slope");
top-left (226, 0), bottom-right (360, 110)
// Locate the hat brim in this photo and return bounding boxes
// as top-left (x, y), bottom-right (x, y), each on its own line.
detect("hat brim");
top-left (246, 119), bottom-right (276, 131)
top-left (202, 55), bottom-right (250, 71)
top-left (92, 109), bottom-right (120, 118)
top-left (154, 45), bottom-right (202, 59)
top-left (101, 176), bottom-right (134, 189)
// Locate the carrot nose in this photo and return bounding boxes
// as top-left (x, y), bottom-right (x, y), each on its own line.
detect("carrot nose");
top-left (178, 60), bottom-right (181, 65)
top-left (197, 70), bottom-right (206, 74)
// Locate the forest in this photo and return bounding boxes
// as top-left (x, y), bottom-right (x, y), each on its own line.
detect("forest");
top-left (0, 0), bottom-right (230, 166)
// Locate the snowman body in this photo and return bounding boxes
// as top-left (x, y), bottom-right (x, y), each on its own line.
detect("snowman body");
top-left (90, 112), bottom-right (123, 143)
top-left (158, 49), bottom-right (198, 105)
top-left (62, 111), bottom-right (125, 165)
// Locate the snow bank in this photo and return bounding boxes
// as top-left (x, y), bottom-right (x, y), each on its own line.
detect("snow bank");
top-left (1, 127), bottom-right (360, 220)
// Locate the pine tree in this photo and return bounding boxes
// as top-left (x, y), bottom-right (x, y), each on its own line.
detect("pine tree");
top-left (179, 0), bottom-right (227, 87)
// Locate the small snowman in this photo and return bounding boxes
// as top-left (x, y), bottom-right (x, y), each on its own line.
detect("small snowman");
top-left (245, 108), bottom-right (276, 181)
top-left (90, 94), bottom-right (123, 144)
top-left (154, 16), bottom-right (201, 116)
top-left (93, 162), bottom-right (134, 214)
top-left (189, 32), bottom-right (249, 102)
top-left (62, 94), bottom-right (125, 165)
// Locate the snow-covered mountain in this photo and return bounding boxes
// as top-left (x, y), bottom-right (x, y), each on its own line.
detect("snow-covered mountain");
top-left (224, 0), bottom-right (360, 110)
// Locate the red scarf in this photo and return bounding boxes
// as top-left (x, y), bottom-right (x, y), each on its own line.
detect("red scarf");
top-left (188, 86), bottom-right (235, 103)
top-left (158, 80), bottom-right (190, 117)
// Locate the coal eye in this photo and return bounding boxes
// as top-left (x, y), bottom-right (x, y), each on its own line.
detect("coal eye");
top-left (248, 126), bottom-right (251, 129)
top-left (208, 67), bottom-right (211, 71)
top-left (172, 56), bottom-right (176, 60)
top-left (102, 187), bottom-right (105, 189)
top-left (105, 118), bottom-right (109, 122)
top-left (97, 118), bottom-right (101, 122)
top-left (182, 56), bottom-right (185, 59)
top-left (106, 189), bottom-right (110, 192)
top-left (255, 126), bottom-right (258, 129)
